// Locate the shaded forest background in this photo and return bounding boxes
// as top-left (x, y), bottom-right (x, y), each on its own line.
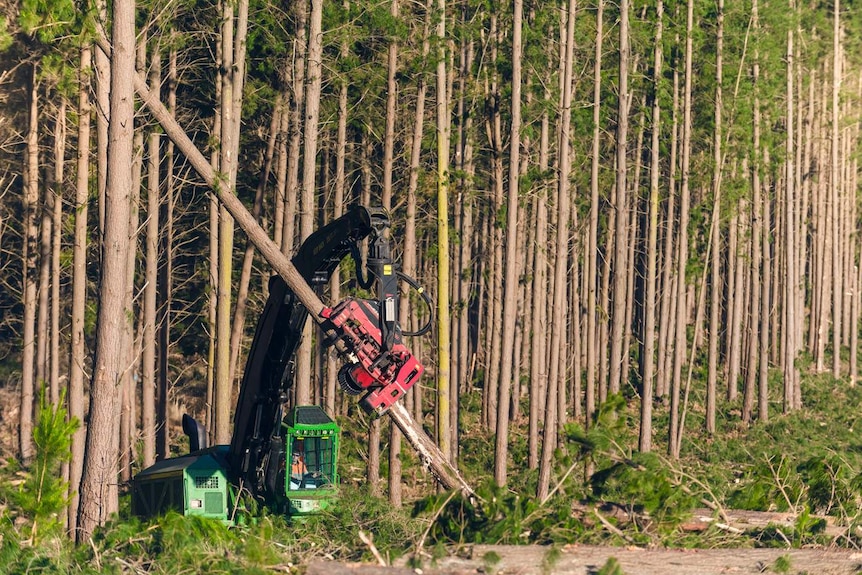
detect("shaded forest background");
top-left (0, 0), bottom-right (862, 545)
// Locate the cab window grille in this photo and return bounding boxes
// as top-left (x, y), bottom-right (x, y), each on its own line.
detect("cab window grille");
top-left (195, 475), bottom-right (219, 489)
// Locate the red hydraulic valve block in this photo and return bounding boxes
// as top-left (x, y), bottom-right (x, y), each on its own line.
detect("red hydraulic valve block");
top-left (321, 298), bottom-right (424, 417)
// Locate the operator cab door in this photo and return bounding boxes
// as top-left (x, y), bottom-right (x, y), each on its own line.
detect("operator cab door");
top-left (287, 435), bottom-right (337, 491)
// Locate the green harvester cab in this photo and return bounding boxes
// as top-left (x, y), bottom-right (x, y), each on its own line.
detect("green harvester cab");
top-left (283, 405), bottom-right (340, 516)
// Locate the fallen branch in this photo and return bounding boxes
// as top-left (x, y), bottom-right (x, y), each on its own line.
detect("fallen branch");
top-left (593, 507), bottom-right (636, 545)
top-left (358, 531), bottom-right (387, 566)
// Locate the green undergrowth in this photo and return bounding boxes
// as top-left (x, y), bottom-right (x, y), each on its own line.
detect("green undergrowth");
top-left (6, 370), bottom-right (862, 571)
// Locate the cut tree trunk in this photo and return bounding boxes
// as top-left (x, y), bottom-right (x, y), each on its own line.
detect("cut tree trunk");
top-left (131, 66), bottom-right (473, 495)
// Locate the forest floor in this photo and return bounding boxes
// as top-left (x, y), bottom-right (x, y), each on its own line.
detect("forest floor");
top-left (308, 544), bottom-right (862, 575)
top-left (7, 367), bottom-right (862, 574)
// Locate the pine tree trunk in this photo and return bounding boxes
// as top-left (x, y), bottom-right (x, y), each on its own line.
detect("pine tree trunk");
top-left (215, 0), bottom-right (239, 444)
top-left (726, 202), bottom-right (744, 400)
top-left (484, 12), bottom-right (503, 433)
top-left (759, 148), bottom-right (772, 422)
top-left (640, 0), bottom-right (663, 453)
top-left (77, 0), bottom-right (135, 539)
top-left (587, 0), bottom-right (603, 419)
top-left (456, 31), bottom-right (475, 399)
top-left (68, 44), bottom-right (91, 535)
top-left (436, 0), bottom-right (452, 461)
top-left (744, 10), bottom-right (762, 423)
top-left (784, 12), bottom-right (799, 411)
top-left (831, 0), bottom-right (842, 378)
top-left (297, 0), bottom-right (323, 406)
top-left (206, 29), bottom-right (221, 439)
top-left (157, 44), bottom-right (177, 459)
top-left (670, 0), bottom-right (694, 458)
top-left (142, 43), bottom-right (160, 468)
top-left (706, 0), bottom-right (723, 435)
top-left (494, 0), bottom-right (523, 487)
top-left (271, 96), bottom-right (287, 252)
top-left (121, 39), bottom-right (145, 483)
top-left (608, 0), bottom-right (629, 398)
top-left (327, 13), bottom-right (349, 415)
top-left (37, 101), bottom-right (52, 390)
top-left (538, 0), bottom-right (575, 501)
top-left (50, 100), bottom-right (65, 406)
top-left (382, 0), bottom-right (401, 504)
top-left (657, 28), bottom-right (680, 400)
top-left (528, 92), bottom-right (550, 469)
top-left (20, 65), bottom-right (39, 466)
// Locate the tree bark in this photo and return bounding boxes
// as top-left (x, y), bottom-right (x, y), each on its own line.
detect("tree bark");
top-left (21, 65), bottom-right (39, 466)
top-left (538, 0), bottom-right (575, 501)
top-left (77, 0), bottom-right (135, 540)
top-left (743, 1), bottom-right (761, 423)
top-left (669, 0), bottom-right (694, 459)
top-left (609, 0), bottom-right (630, 398)
top-left (120, 39), bottom-right (145, 483)
top-left (68, 44), bottom-right (91, 535)
top-left (831, 0), bottom-right (842, 378)
top-left (587, 0), bottom-right (603, 420)
top-left (50, 100), bottom-right (66, 406)
top-left (37, 95), bottom-right (52, 393)
top-left (297, 0), bottom-right (323, 406)
top-left (436, 0), bottom-right (452, 461)
top-left (156, 44), bottom-right (176, 459)
top-left (783, 9), bottom-right (799, 412)
top-left (494, 0), bottom-right (523, 487)
top-left (142, 43), bottom-right (160, 469)
top-left (640, 0), bottom-right (662, 453)
top-left (707, 0), bottom-right (723, 435)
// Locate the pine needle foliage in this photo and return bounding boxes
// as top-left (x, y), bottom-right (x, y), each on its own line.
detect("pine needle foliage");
top-left (412, 480), bottom-right (586, 546)
top-left (5, 387), bottom-right (79, 545)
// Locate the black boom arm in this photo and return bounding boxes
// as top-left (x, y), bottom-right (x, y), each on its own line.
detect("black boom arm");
top-left (226, 205), bottom-right (422, 501)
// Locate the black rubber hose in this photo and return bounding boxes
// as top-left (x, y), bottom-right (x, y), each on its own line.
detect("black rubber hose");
top-left (398, 271), bottom-right (433, 337)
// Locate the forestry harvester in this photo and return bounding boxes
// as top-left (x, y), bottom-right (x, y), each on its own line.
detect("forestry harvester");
top-left (131, 205), bottom-right (432, 522)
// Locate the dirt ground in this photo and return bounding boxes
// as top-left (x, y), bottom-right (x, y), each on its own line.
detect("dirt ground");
top-left (308, 544), bottom-right (862, 574)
